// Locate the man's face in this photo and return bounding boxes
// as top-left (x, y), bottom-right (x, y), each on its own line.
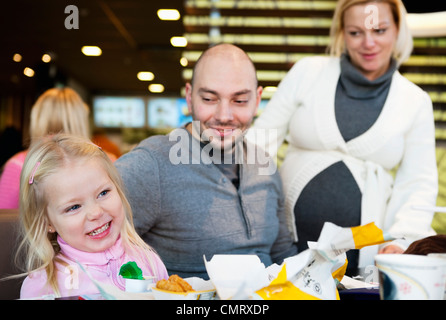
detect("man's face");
top-left (186, 49), bottom-right (262, 151)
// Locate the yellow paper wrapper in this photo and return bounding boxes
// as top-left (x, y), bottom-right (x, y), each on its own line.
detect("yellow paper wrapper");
top-left (255, 222), bottom-right (393, 300)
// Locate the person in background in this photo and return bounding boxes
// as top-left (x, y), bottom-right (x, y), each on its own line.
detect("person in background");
top-left (0, 87), bottom-right (116, 209)
top-left (248, 0), bottom-right (438, 273)
top-left (115, 43), bottom-right (297, 279)
top-left (404, 234), bottom-right (446, 255)
top-left (18, 134), bottom-right (167, 299)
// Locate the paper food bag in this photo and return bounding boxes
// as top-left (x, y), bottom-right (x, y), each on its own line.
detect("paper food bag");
top-left (255, 222), bottom-right (394, 300)
top-left (204, 255), bottom-right (271, 300)
top-left (205, 222), bottom-right (393, 300)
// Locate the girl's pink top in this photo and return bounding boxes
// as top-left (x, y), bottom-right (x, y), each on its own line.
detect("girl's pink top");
top-left (0, 151), bottom-right (27, 209)
top-left (20, 236), bottom-right (168, 299)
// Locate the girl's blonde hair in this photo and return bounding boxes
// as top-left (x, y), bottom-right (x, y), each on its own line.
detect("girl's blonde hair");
top-left (17, 133), bottom-right (162, 296)
top-left (327, 0), bottom-right (413, 66)
top-left (29, 87), bottom-right (90, 142)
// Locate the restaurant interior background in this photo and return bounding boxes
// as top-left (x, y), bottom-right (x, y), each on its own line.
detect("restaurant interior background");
top-left (1, 0), bottom-right (446, 231)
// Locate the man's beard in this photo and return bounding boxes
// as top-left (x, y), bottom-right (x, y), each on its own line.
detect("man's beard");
top-left (198, 124), bottom-right (246, 153)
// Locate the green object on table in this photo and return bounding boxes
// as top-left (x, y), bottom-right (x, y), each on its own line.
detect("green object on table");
top-left (119, 261), bottom-right (144, 280)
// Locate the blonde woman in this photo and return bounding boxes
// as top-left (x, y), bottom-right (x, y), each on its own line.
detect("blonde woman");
top-left (250, 0), bottom-right (438, 272)
top-left (18, 134), bottom-right (167, 298)
top-left (0, 87), bottom-right (115, 209)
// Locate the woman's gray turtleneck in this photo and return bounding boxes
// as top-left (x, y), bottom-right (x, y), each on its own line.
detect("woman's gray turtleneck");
top-left (335, 54), bottom-right (397, 142)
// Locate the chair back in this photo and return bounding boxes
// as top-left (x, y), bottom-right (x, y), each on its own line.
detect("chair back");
top-left (0, 209), bottom-right (23, 299)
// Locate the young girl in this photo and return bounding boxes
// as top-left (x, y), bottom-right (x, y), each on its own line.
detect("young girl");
top-left (18, 133), bottom-right (168, 299)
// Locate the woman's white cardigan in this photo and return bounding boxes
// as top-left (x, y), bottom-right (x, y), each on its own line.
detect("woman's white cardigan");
top-left (249, 56), bottom-right (438, 267)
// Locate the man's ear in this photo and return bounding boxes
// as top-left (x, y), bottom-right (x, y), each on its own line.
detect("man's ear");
top-left (255, 86), bottom-right (263, 114)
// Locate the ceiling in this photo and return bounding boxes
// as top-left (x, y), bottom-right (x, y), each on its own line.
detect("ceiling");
top-left (0, 0), bottom-right (186, 97)
top-left (1, 0), bottom-right (446, 99)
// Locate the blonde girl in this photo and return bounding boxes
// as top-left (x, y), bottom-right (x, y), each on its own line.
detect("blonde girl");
top-left (18, 133), bottom-right (167, 298)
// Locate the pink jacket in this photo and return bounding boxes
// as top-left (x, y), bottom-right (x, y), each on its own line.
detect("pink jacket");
top-left (0, 151), bottom-right (27, 209)
top-left (20, 236), bottom-right (168, 299)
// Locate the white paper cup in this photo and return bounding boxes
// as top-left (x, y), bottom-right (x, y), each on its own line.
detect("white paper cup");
top-left (428, 254), bottom-right (446, 299)
top-left (124, 276), bottom-right (155, 293)
top-left (375, 254), bottom-right (446, 300)
top-left (428, 253), bottom-right (446, 260)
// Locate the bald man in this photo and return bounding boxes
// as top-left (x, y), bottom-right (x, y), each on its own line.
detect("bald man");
top-left (186, 43), bottom-right (262, 152)
top-left (116, 44), bottom-right (297, 279)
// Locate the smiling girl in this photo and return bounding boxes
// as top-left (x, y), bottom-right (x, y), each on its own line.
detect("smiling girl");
top-left (18, 134), bottom-right (167, 299)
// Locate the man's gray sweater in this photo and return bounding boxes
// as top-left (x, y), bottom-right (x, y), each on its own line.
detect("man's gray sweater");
top-left (115, 127), bottom-right (297, 279)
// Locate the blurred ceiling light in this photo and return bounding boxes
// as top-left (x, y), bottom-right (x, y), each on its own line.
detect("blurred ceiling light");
top-left (13, 53), bottom-right (22, 62)
top-left (42, 54), bottom-right (52, 63)
top-left (137, 71), bottom-right (155, 81)
top-left (183, 50), bottom-right (312, 65)
top-left (261, 91), bottom-right (274, 99)
top-left (23, 67), bottom-right (35, 77)
top-left (170, 36), bottom-right (188, 47)
top-left (157, 9), bottom-right (181, 21)
top-left (264, 86), bottom-right (277, 92)
top-left (257, 70), bottom-right (288, 81)
top-left (180, 57), bottom-right (188, 67)
top-left (183, 68), bottom-right (286, 82)
top-left (407, 12), bottom-right (446, 37)
top-left (81, 46), bottom-right (102, 56)
top-left (184, 0), bottom-right (336, 10)
top-left (183, 15), bottom-right (332, 28)
top-left (184, 33), bottom-right (329, 46)
top-left (148, 84), bottom-right (165, 93)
